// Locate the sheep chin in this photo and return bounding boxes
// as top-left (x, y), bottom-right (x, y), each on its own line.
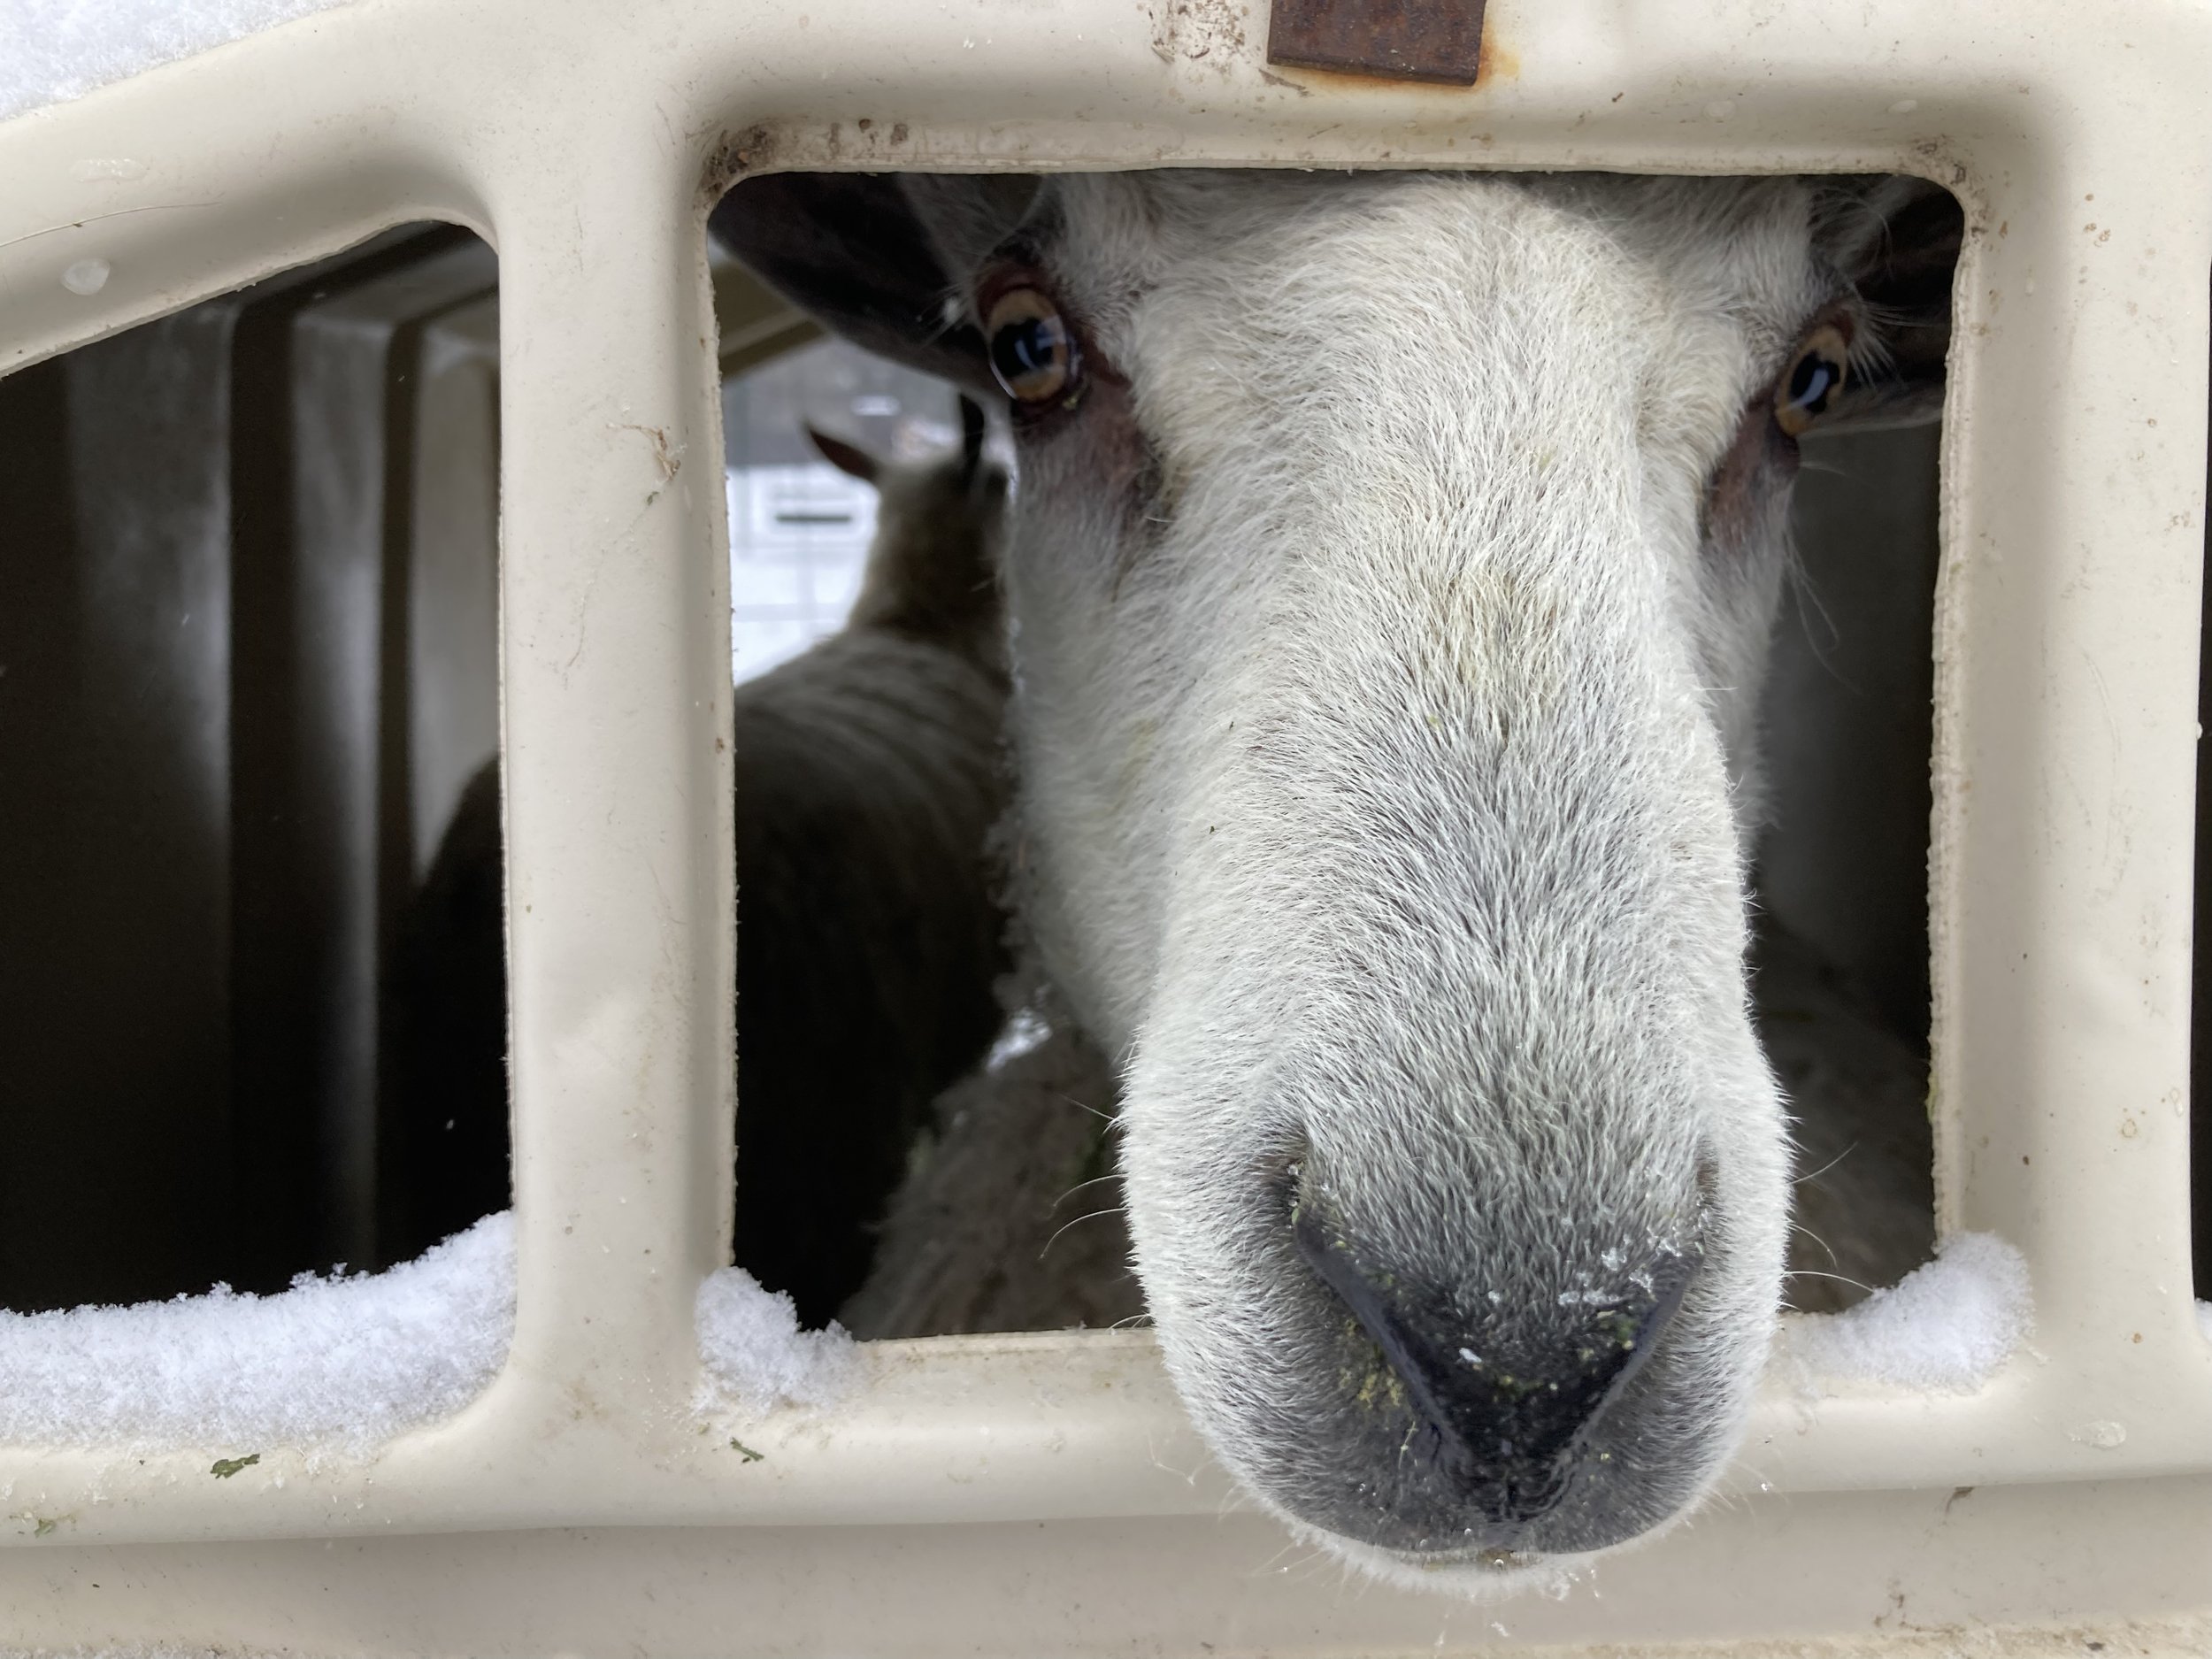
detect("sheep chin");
top-left (1279, 1510), bottom-right (1679, 1605)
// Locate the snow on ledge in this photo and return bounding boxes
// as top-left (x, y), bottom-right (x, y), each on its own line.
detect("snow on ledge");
top-left (0, 1212), bottom-right (512, 1455)
top-left (695, 1268), bottom-right (857, 1413)
top-left (1775, 1232), bottom-right (2032, 1394)
top-left (2, 0), bottom-right (361, 126)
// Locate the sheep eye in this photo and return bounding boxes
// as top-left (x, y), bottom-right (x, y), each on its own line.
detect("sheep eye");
top-left (1774, 324), bottom-right (1849, 437)
top-left (985, 286), bottom-right (1079, 407)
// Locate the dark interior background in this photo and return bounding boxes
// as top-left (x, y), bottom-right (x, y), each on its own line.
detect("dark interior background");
top-left (0, 226), bottom-right (500, 1307)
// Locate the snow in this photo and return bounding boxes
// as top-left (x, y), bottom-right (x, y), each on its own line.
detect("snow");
top-left (0, 1213), bottom-right (511, 1454)
top-left (695, 1267), bottom-right (857, 1411)
top-left (1777, 1231), bottom-right (2032, 1394)
top-left (0, 0), bottom-right (357, 125)
top-left (0, 1209), bottom-right (849, 1454)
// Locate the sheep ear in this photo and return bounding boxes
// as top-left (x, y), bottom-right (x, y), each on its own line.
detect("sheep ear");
top-left (957, 395), bottom-right (988, 482)
top-left (808, 426), bottom-right (880, 484)
top-left (1816, 176), bottom-right (1966, 430)
top-left (900, 174), bottom-right (1043, 286)
top-left (710, 173), bottom-right (1033, 396)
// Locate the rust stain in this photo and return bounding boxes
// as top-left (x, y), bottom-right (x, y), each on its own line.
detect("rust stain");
top-left (1263, 4), bottom-right (1512, 93)
top-left (1474, 10), bottom-right (1516, 87)
top-left (1267, 0), bottom-right (1490, 86)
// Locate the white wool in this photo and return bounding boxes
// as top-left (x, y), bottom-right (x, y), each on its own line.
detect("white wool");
top-left (0, 0), bottom-right (356, 125)
top-left (0, 1213), bottom-right (511, 1455)
top-left (1779, 1232), bottom-right (2032, 1393)
top-left (695, 1267), bottom-right (857, 1410)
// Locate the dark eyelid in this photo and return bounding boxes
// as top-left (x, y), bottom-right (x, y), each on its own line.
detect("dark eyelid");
top-left (974, 244), bottom-right (1053, 319)
top-left (1801, 297), bottom-right (1859, 357)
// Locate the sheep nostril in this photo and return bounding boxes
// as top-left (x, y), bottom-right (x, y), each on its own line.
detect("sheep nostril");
top-left (1291, 1203), bottom-right (1701, 1525)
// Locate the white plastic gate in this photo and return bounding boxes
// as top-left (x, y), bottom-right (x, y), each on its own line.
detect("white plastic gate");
top-left (2, 0), bottom-right (2209, 1651)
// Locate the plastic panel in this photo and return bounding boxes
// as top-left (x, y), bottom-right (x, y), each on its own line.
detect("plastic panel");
top-left (2, 0), bottom-right (2208, 1648)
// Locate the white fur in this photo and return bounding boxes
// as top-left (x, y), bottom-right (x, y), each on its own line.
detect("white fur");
top-left (948, 172), bottom-right (1874, 1588)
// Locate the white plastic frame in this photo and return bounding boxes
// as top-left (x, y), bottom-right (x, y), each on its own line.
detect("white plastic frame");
top-left (3, 0), bottom-right (2209, 1649)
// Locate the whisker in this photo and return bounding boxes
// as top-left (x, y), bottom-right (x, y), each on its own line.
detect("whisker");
top-left (1785, 1268), bottom-right (1877, 1295)
top-left (1049, 1171), bottom-right (1124, 1211)
top-left (1794, 1141), bottom-right (1860, 1187)
top-left (1052, 1091), bottom-right (1118, 1125)
top-left (1040, 1204), bottom-right (1128, 1260)
top-left (1780, 539), bottom-right (1852, 682)
top-left (1790, 1220), bottom-right (1842, 1270)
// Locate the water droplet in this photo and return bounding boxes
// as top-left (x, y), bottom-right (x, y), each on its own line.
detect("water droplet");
top-left (1890, 98), bottom-right (1919, 114)
top-left (1705, 100), bottom-right (1735, 122)
top-left (62, 258), bottom-right (110, 296)
top-left (2069, 1419), bottom-right (2126, 1449)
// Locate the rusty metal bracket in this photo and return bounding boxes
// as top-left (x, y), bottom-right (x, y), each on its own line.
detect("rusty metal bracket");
top-left (1266, 0), bottom-right (1485, 84)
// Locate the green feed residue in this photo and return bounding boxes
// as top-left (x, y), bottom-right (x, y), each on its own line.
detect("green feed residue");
top-left (211, 1454), bottom-right (261, 1479)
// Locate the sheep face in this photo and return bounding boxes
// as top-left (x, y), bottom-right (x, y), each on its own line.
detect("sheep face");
top-left (716, 166), bottom-right (1957, 1592)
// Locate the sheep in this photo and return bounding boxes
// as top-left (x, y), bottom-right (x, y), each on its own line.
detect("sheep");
top-left (383, 396), bottom-right (1012, 1326)
top-left (840, 1012), bottom-right (1146, 1339)
top-left (715, 167), bottom-right (1963, 1590)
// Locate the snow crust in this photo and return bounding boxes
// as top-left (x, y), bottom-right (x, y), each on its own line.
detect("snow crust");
top-left (1, 0), bottom-right (357, 125)
top-left (695, 1268), bottom-right (857, 1411)
top-left (1778, 1231), bottom-right (2032, 1393)
top-left (0, 1213), bottom-right (512, 1454)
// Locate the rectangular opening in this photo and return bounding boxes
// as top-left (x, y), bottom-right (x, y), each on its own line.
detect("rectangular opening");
top-left (680, 167), bottom-right (1967, 1362)
top-left (0, 224), bottom-right (511, 1452)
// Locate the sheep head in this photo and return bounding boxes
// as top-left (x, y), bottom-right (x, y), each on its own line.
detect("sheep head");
top-left (716, 166), bottom-right (1960, 1592)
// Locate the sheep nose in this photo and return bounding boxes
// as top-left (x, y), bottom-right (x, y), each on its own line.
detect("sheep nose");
top-left (1292, 1208), bottom-right (1698, 1525)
